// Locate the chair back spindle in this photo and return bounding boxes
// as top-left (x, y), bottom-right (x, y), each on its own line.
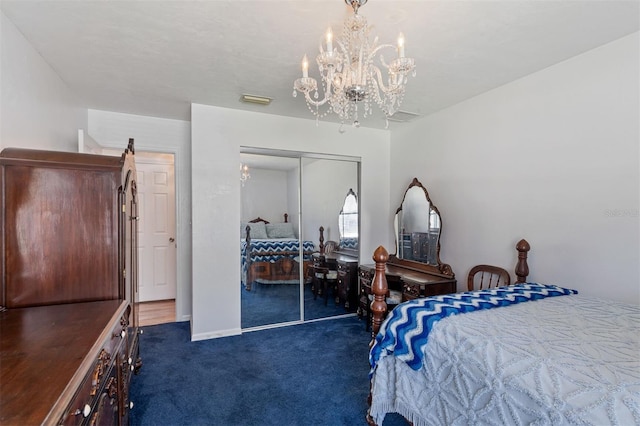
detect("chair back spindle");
top-left (467, 265), bottom-right (511, 291)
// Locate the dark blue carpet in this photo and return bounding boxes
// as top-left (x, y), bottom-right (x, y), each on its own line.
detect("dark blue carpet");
top-left (130, 316), bottom-right (406, 425)
top-left (241, 282), bottom-right (349, 329)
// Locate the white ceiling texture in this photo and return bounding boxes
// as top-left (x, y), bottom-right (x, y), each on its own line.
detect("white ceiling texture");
top-left (2, 0), bottom-right (638, 130)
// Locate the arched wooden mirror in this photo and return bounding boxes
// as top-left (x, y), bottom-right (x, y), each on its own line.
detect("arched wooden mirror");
top-left (338, 188), bottom-right (358, 255)
top-left (392, 177), bottom-right (453, 276)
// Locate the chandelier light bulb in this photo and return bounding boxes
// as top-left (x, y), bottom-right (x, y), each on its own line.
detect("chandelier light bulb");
top-left (397, 33), bottom-right (405, 58)
top-left (302, 55), bottom-right (309, 78)
top-left (240, 163), bottom-right (251, 187)
top-left (326, 27), bottom-right (333, 54)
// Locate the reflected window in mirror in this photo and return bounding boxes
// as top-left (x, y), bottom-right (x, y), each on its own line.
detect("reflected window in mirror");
top-left (393, 178), bottom-right (452, 276)
top-left (338, 188), bottom-right (358, 251)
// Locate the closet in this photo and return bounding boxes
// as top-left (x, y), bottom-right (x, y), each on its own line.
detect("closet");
top-left (0, 140), bottom-right (140, 425)
top-left (240, 149), bottom-right (360, 329)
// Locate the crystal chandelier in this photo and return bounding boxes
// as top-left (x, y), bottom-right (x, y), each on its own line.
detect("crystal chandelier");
top-left (293, 0), bottom-right (416, 128)
top-left (240, 163), bottom-right (251, 187)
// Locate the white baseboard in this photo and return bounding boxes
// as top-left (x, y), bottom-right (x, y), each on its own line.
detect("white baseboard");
top-left (191, 327), bottom-right (242, 341)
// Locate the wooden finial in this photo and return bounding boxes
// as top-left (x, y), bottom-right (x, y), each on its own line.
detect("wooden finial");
top-left (318, 226), bottom-right (325, 254)
top-left (370, 246), bottom-right (389, 343)
top-left (515, 239), bottom-right (530, 283)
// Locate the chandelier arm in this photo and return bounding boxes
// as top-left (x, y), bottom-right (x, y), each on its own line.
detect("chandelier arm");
top-left (302, 90), bottom-right (331, 108)
top-left (369, 65), bottom-right (395, 95)
top-left (366, 43), bottom-right (396, 63)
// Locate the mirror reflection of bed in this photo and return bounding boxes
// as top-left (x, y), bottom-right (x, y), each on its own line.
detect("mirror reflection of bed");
top-left (240, 151), bottom-right (359, 330)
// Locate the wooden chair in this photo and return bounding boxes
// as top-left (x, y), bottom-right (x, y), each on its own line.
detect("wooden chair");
top-left (467, 265), bottom-right (511, 291)
top-left (324, 240), bottom-right (338, 254)
top-left (312, 254), bottom-right (339, 306)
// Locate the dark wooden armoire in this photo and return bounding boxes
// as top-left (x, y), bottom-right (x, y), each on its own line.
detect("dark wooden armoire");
top-left (0, 139), bottom-right (141, 425)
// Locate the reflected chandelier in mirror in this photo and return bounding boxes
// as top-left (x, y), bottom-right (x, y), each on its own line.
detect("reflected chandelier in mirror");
top-left (393, 178), bottom-right (453, 276)
top-left (338, 188), bottom-right (358, 254)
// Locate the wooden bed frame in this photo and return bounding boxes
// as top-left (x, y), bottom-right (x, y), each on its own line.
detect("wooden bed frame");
top-left (366, 239), bottom-right (531, 425)
top-left (366, 238), bottom-right (531, 425)
top-left (368, 238), bottom-right (531, 338)
top-left (243, 214), bottom-right (315, 291)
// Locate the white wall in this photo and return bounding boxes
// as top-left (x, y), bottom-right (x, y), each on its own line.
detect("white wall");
top-left (301, 159), bottom-right (359, 245)
top-left (0, 11), bottom-right (86, 150)
top-left (390, 33), bottom-right (640, 304)
top-left (191, 104), bottom-right (390, 340)
top-left (87, 110), bottom-right (193, 322)
top-left (241, 168), bottom-right (290, 225)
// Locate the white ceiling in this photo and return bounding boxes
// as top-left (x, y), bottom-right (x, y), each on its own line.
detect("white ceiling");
top-left (2, 0), bottom-right (638, 130)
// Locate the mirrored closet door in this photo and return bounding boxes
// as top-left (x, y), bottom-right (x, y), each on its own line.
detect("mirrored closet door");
top-left (301, 158), bottom-right (359, 321)
top-left (240, 153), bottom-right (302, 328)
top-left (240, 150), bottom-right (360, 330)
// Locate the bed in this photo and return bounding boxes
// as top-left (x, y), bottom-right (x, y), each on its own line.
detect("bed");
top-left (241, 214), bottom-right (315, 291)
top-left (366, 240), bottom-right (640, 426)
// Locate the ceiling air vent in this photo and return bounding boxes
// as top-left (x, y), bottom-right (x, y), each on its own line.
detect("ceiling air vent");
top-left (387, 110), bottom-right (421, 123)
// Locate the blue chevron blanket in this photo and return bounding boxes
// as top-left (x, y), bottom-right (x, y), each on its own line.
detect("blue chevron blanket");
top-left (339, 238), bottom-right (358, 249)
top-left (369, 283), bottom-right (577, 374)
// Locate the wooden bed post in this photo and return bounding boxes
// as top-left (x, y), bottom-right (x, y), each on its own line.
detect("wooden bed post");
top-left (515, 239), bottom-right (530, 283)
top-left (318, 226), bottom-right (325, 254)
top-left (366, 246), bottom-right (389, 426)
top-left (370, 246), bottom-right (389, 344)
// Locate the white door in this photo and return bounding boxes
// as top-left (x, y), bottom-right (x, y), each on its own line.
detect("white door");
top-left (136, 153), bottom-right (177, 302)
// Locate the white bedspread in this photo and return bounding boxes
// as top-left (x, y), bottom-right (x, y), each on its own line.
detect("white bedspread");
top-left (370, 294), bottom-right (640, 426)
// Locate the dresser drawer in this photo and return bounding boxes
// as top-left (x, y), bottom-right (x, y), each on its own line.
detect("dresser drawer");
top-left (118, 335), bottom-right (137, 422)
top-left (402, 281), bottom-right (421, 300)
top-left (402, 280), bottom-right (456, 301)
top-left (59, 307), bottom-right (128, 425)
top-left (422, 281), bottom-right (456, 297)
top-left (359, 268), bottom-right (374, 281)
top-left (59, 348), bottom-right (111, 426)
top-left (88, 367), bottom-right (119, 426)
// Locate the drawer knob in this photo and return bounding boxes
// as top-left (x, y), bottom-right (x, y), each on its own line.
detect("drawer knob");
top-left (120, 330), bottom-right (126, 339)
top-left (130, 401), bottom-right (134, 409)
top-left (83, 404), bottom-right (91, 418)
top-left (128, 357), bottom-right (133, 365)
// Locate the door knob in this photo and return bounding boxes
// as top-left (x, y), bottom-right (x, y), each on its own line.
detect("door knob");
top-left (169, 237), bottom-right (175, 243)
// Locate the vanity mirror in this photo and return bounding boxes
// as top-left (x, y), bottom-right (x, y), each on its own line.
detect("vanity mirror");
top-left (357, 177), bottom-right (455, 329)
top-left (393, 177), bottom-right (453, 276)
top-left (338, 188), bottom-right (358, 255)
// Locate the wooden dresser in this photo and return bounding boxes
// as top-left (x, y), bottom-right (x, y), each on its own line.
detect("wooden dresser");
top-left (359, 177), bottom-right (458, 331)
top-left (1, 301), bottom-right (133, 425)
top-left (358, 258), bottom-right (456, 330)
top-left (0, 141), bottom-right (140, 425)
